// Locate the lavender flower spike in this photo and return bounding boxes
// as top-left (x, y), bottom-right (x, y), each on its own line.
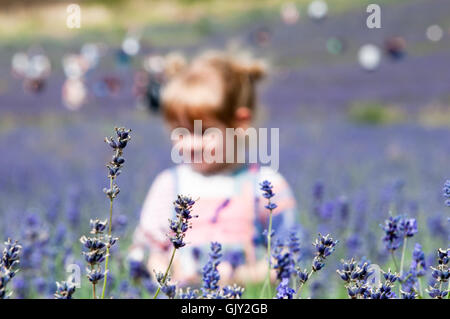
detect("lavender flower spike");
top-left (153, 195), bottom-right (198, 299)
top-left (54, 281), bottom-right (76, 299)
top-left (443, 180), bottom-right (450, 207)
top-left (0, 239), bottom-right (22, 299)
top-left (276, 278), bottom-right (295, 299)
top-left (202, 242), bottom-right (222, 293)
top-left (101, 127), bottom-right (131, 299)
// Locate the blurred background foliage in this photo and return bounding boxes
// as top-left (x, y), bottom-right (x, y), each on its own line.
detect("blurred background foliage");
top-left (0, 0), bottom-right (410, 42)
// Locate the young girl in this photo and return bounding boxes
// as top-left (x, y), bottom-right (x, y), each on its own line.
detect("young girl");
top-left (129, 51), bottom-right (298, 286)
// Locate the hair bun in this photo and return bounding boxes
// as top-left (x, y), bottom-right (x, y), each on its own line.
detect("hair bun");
top-left (232, 57), bottom-right (267, 82)
top-left (164, 52), bottom-right (187, 78)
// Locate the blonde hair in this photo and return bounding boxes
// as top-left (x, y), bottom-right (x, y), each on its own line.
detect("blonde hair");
top-left (161, 51), bottom-right (266, 127)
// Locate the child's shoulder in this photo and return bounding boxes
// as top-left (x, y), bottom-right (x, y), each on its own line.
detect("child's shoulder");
top-left (152, 167), bottom-right (178, 186)
top-left (256, 166), bottom-right (288, 185)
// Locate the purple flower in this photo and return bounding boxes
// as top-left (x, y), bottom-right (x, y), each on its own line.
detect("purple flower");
top-left (313, 233), bottom-right (338, 259)
top-left (12, 277), bottom-right (27, 299)
top-left (401, 289), bottom-right (417, 299)
top-left (297, 269), bottom-right (309, 283)
top-left (313, 181), bottom-right (324, 202)
top-left (337, 196), bottom-right (350, 221)
top-left (383, 269), bottom-right (399, 283)
top-left (276, 278), bottom-right (295, 299)
top-left (369, 285), bottom-right (397, 299)
top-left (399, 218), bottom-right (417, 238)
top-left (103, 127), bottom-right (131, 202)
top-left (1, 239), bottom-right (21, 270)
top-left (129, 259), bottom-right (150, 281)
top-left (381, 216), bottom-right (402, 251)
top-left (346, 234), bottom-right (361, 253)
top-left (287, 231), bottom-right (301, 263)
top-left (161, 284), bottom-right (176, 299)
top-left (0, 239), bottom-right (21, 299)
top-left (337, 258), bottom-right (373, 298)
top-left (154, 271), bottom-right (177, 299)
top-left (431, 266), bottom-right (450, 282)
top-left (427, 216), bottom-right (448, 240)
top-left (89, 219), bottom-right (108, 235)
top-left (410, 243), bottom-right (426, 276)
top-left (112, 214), bottom-right (128, 233)
top-left (224, 250), bottom-right (245, 271)
top-left (202, 242), bottom-right (222, 292)
top-left (272, 250), bottom-right (295, 280)
top-left (104, 127), bottom-right (131, 151)
top-left (443, 180), bottom-right (450, 207)
top-left (66, 188), bottom-right (81, 227)
top-left (221, 284), bottom-right (244, 299)
top-left (86, 268), bottom-right (105, 285)
top-left (312, 258), bottom-right (325, 271)
top-left (319, 201), bottom-right (334, 220)
top-left (401, 243), bottom-right (425, 293)
top-left (265, 202), bottom-right (278, 210)
top-left (400, 269), bottom-right (418, 293)
top-left (437, 248), bottom-right (449, 265)
top-left (365, 270), bottom-right (399, 299)
top-left (180, 288), bottom-right (198, 299)
top-left (259, 180), bottom-right (277, 212)
top-left (428, 287), bottom-right (448, 299)
top-left (192, 247), bottom-right (202, 261)
top-left (80, 236), bottom-right (106, 251)
top-left (168, 195), bottom-right (198, 249)
top-left (260, 180), bottom-right (275, 199)
top-left (54, 281), bottom-right (76, 299)
top-left (34, 277), bottom-right (46, 294)
top-left (307, 233), bottom-right (338, 275)
top-left (142, 278), bottom-right (157, 294)
top-left (79, 216), bottom-right (118, 298)
top-left (427, 248), bottom-right (449, 299)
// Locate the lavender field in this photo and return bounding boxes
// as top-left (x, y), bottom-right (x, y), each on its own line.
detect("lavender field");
top-left (0, 0), bottom-right (449, 299)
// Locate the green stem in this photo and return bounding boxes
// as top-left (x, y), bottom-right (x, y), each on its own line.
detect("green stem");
top-left (91, 265), bottom-right (96, 299)
top-left (295, 270), bottom-right (314, 299)
top-left (418, 277), bottom-right (423, 298)
top-left (293, 278), bottom-right (297, 294)
top-left (447, 281), bottom-right (449, 299)
top-left (259, 201), bottom-right (274, 299)
top-left (259, 278), bottom-right (269, 299)
top-left (397, 237), bottom-right (408, 298)
top-left (296, 284), bottom-right (304, 299)
top-left (258, 200), bottom-right (274, 299)
top-left (390, 251), bottom-right (399, 273)
top-left (399, 237), bottom-right (407, 277)
top-left (101, 177), bottom-right (114, 299)
top-left (265, 203), bottom-right (274, 298)
top-left (153, 248), bottom-right (177, 299)
top-left (153, 211), bottom-right (184, 299)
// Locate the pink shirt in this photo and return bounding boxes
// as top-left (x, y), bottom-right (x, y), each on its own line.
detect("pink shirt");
top-left (130, 164), bottom-right (297, 280)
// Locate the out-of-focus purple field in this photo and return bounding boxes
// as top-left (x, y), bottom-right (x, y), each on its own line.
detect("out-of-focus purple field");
top-left (0, 0), bottom-right (449, 299)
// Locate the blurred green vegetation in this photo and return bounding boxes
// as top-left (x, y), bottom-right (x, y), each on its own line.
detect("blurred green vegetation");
top-left (348, 101), bottom-right (406, 125)
top-left (418, 101), bottom-right (450, 128)
top-left (0, 0), bottom-right (410, 44)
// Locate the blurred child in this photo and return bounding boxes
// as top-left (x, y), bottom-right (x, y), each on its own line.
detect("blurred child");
top-left (129, 51), bottom-right (297, 286)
